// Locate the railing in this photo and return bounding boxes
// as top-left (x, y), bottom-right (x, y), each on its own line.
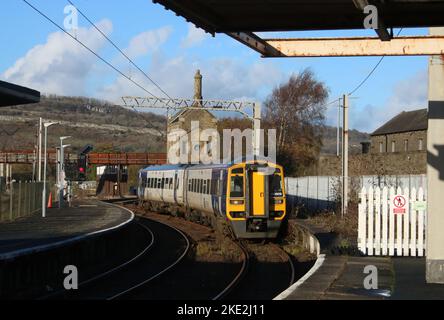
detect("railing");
top-left (0, 181), bottom-right (51, 221)
top-left (0, 150), bottom-right (167, 165)
top-left (358, 186), bottom-right (426, 257)
top-left (87, 153), bottom-right (167, 165)
top-left (285, 174), bottom-right (427, 213)
top-left (0, 150), bottom-right (77, 164)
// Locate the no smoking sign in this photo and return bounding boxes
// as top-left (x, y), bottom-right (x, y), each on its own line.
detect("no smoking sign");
top-left (393, 195), bottom-right (406, 214)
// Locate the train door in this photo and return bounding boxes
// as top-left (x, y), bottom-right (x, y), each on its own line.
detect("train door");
top-left (173, 171), bottom-right (178, 204)
top-left (247, 165), bottom-right (269, 217)
top-left (175, 170), bottom-right (185, 205)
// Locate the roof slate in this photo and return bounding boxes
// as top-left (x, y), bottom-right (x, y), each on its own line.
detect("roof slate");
top-left (372, 109), bottom-right (428, 136)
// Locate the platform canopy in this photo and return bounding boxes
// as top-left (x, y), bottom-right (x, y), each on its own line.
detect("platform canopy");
top-left (153, 0), bottom-right (444, 34)
top-left (0, 80), bottom-right (40, 107)
top-left (153, 0), bottom-right (444, 57)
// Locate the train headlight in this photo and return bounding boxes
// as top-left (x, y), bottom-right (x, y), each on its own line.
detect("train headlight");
top-left (230, 199), bottom-right (244, 205)
top-left (270, 211), bottom-right (285, 218)
top-left (230, 211), bottom-right (246, 218)
top-left (272, 199), bottom-right (284, 204)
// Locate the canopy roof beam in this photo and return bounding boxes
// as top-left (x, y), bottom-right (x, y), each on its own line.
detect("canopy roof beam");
top-left (261, 36), bottom-right (444, 57)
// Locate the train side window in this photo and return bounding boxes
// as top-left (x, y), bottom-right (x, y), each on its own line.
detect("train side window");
top-left (202, 179), bottom-right (207, 194)
top-left (146, 178), bottom-right (150, 188)
top-left (230, 175), bottom-right (244, 198)
top-left (192, 179), bottom-right (196, 193)
top-left (188, 179), bottom-right (192, 191)
top-left (157, 178), bottom-right (161, 189)
top-left (176, 178), bottom-right (180, 190)
top-left (199, 179), bottom-right (203, 193)
top-left (170, 178), bottom-right (173, 189)
top-left (207, 179), bottom-right (211, 194)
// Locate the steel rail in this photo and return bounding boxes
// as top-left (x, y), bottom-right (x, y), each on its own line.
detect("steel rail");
top-left (212, 240), bottom-right (250, 300)
top-left (106, 217), bottom-right (191, 300)
top-left (38, 202), bottom-right (154, 300)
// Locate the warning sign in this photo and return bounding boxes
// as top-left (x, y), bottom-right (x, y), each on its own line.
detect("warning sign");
top-left (392, 195), bottom-right (406, 214)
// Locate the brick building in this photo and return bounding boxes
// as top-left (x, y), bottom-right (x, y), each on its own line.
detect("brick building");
top-left (167, 70), bottom-right (217, 163)
top-left (370, 109), bottom-right (427, 154)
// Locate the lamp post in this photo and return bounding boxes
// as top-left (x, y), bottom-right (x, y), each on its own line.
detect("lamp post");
top-left (38, 117), bottom-right (42, 181)
top-left (42, 122), bottom-right (58, 218)
top-left (59, 141), bottom-right (71, 208)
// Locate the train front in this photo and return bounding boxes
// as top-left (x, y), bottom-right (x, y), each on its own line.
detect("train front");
top-left (226, 161), bottom-right (286, 239)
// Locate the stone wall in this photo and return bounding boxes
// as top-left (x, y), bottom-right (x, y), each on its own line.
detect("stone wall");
top-left (370, 130), bottom-right (426, 154)
top-left (311, 151), bottom-right (426, 176)
top-left (167, 109), bottom-right (218, 163)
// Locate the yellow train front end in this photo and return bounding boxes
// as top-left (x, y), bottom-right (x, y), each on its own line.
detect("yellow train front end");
top-left (226, 160), bottom-right (286, 239)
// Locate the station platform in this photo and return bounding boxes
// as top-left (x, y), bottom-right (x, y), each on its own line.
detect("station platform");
top-left (0, 200), bottom-right (134, 261)
top-left (277, 219), bottom-right (444, 300)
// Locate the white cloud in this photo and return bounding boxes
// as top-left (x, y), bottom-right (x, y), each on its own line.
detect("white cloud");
top-left (181, 24), bottom-right (208, 48)
top-left (2, 19), bottom-right (113, 96)
top-left (124, 26), bottom-right (172, 59)
top-left (97, 52), bottom-right (283, 107)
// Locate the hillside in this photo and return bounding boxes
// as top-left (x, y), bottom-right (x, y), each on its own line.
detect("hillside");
top-left (0, 95), bottom-right (369, 156)
top-left (0, 95), bottom-right (167, 153)
top-left (321, 126), bottom-right (370, 155)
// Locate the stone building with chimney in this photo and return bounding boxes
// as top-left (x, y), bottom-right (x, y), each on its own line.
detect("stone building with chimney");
top-left (167, 70), bottom-right (218, 163)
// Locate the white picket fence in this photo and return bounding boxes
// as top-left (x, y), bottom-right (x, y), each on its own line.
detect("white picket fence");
top-left (358, 186), bottom-right (427, 257)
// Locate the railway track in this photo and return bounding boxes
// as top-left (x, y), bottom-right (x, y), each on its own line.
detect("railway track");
top-left (127, 200), bottom-right (296, 300)
top-left (41, 199), bottom-right (190, 300)
top-left (40, 198), bottom-right (303, 300)
top-left (220, 241), bottom-right (296, 300)
top-left (212, 240), bottom-right (250, 300)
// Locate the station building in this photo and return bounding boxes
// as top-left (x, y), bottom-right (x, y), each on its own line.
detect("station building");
top-left (166, 70), bottom-right (217, 164)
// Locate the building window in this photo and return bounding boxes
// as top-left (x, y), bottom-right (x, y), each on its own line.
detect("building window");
top-left (418, 138), bottom-right (423, 151)
top-left (391, 141), bottom-right (396, 153)
top-left (404, 139), bottom-right (409, 152)
top-left (379, 142), bottom-right (383, 153)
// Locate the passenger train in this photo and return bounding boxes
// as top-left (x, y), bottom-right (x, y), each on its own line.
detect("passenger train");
top-left (138, 159), bottom-right (286, 239)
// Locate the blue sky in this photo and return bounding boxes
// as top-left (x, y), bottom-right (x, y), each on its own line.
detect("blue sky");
top-left (0, 0), bottom-right (430, 132)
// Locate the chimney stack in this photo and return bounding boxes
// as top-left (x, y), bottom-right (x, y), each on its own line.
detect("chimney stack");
top-left (194, 69), bottom-right (202, 105)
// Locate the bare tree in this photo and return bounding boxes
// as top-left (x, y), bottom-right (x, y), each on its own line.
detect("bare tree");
top-left (264, 68), bottom-right (329, 175)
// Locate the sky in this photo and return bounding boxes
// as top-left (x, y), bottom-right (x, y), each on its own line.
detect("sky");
top-left (0, 0), bottom-right (430, 133)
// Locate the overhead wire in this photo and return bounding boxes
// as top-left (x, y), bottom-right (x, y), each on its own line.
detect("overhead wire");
top-left (66, 0), bottom-right (172, 100)
top-left (21, 0), bottom-right (166, 136)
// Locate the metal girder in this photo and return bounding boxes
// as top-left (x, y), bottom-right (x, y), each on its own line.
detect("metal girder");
top-left (262, 36), bottom-right (444, 57)
top-left (227, 32), bottom-right (281, 57)
top-left (121, 96), bottom-right (255, 119)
